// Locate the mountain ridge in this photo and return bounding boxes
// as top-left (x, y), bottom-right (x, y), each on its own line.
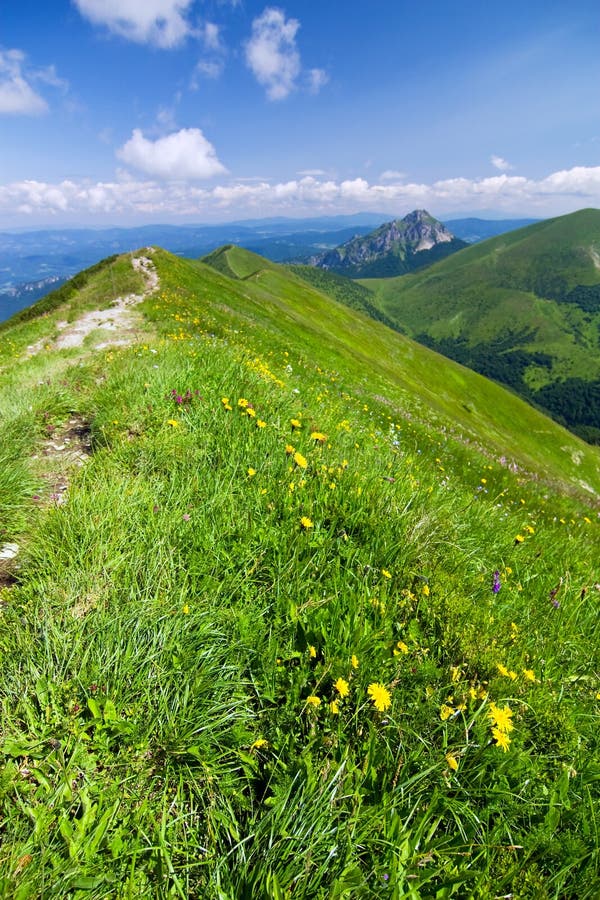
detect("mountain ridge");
top-left (308, 209), bottom-right (468, 278)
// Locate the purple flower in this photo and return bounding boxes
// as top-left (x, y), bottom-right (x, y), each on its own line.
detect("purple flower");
top-left (492, 571), bottom-right (501, 594)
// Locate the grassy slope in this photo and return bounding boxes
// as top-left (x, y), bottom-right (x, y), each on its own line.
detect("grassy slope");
top-left (0, 247), bottom-right (599, 898)
top-left (363, 208), bottom-right (600, 381)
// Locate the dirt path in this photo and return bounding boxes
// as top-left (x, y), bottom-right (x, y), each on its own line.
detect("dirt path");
top-left (28, 250), bottom-right (159, 356)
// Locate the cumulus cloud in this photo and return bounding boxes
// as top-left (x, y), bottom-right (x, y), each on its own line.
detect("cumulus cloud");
top-left (73, 0), bottom-right (193, 47)
top-left (117, 128), bottom-right (227, 180)
top-left (0, 49), bottom-right (49, 115)
top-left (491, 155), bottom-right (513, 172)
top-left (4, 165), bottom-right (600, 223)
top-left (245, 7), bottom-right (301, 100)
top-left (307, 68), bottom-right (328, 94)
top-left (380, 170), bottom-right (407, 182)
top-left (191, 22), bottom-right (226, 85)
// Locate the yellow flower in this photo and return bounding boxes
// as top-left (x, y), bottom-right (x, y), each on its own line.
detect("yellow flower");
top-left (246, 407), bottom-right (256, 418)
top-left (311, 431), bottom-right (327, 443)
top-left (308, 645), bottom-right (317, 658)
top-left (496, 663), bottom-right (510, 678)
top-left (381, 568), bottom-right (392, 579)
top-left (492, 727), bottom-right (511, 751)
top-left (351, 654), bottom-right (359, 669)
top-left (305, 695), bottom-right (321, 708)
top-left (247, 467), bottom-right (257, 477)
top-left (488, 703), bottom-right (514, 733)
top-left (300, 516), bottom-right (313, 529)
top-left (237, 398), bottom-right (249, 408)
top-left (257, 419), bottom-right (266, 428)
top-left (182, 603), bottom-right (190, 614)
top-left (515, 534), bottom-right (525, 544)
top-left (367, 682), bottom-right (392, 712)
top-left (167, 419), bottom-right (179, 427)
top-left (290, 418), bottom-right (302, 430)
top-left (445, 752), bottom-right (459, 771)
top-left (293, 451), bottom-right (307, 469)
top-left (422, 584), bottom-right (430, 597)
top-left (285, 444), bottom-right (295, 455)
top-left (334, 677), bottom-right (350, 698)
top-left (329, 700), bottom-right (340, 715)
top-left (250, 738), bottom-right (268, 751)
top-left (523, 668), bottom-right (536, 682)
top-left (439, 704), bottom-right (454, 721)
top-left (221, 397), bottom-right (230, 406)
top-left (395, 640), bottom-right (409, 655)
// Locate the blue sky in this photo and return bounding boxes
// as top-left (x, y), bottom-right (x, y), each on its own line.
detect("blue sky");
top-left (1, 0), bottom-right (600, 227)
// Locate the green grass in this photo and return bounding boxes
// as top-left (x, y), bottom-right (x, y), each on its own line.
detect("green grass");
top-left (360, 208), bottom-right (600, 438)
top-left (0, 248), bottom-right (599, 897)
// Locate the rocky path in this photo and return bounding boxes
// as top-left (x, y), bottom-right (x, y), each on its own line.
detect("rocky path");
top-left (28, 250), bottom-right (159, 356)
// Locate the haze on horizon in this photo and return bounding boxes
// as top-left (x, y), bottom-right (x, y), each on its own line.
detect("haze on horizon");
top-left (2, 0), bottom-right (600, 230)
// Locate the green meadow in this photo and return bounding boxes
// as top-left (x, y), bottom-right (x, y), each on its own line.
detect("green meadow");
top-left (0, 247), bottom-right (599, 898)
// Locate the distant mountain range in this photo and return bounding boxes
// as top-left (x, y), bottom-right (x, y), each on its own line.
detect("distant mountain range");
top-left (307, 209), bottom-right (468, 278)
top-left (0, 215), bottom-right (538, 322)
top-left (359, 208), bottom-right (600, 442)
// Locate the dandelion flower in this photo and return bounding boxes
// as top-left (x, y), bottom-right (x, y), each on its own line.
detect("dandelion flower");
top-left (381, 569), bottom-right (392, 579)
top-left (300, 516), bottom-right (313, 529)
top-left (445, 752), bottom-right (459, 771)
top-left (308, 645), bottom-right (317, 658)
top-left (247, 467), bottom-right (257, 477)
top-left (293, 451), bottom-right (307, 469)
top-left (492, 727), bottom-right (511, 751)
top-left (167, 419), bottom-right (179, 427)
top-left (285, 444), bottom-right (295, 455)
top-left (422, 584), bottom-right (430, 597)
top-left (439, 703), bottom-right (455, 721)
top-left (182, 604), bottom-right (190, 614)
top-left (246, 407), bottom-right (256, 418)
top-left (290, 418), bottom-right (302, 430)
top-left (257, 419), bottom-right (266, 428)
top-left (305, 695), bottom-right (321, 708)
top-left (514, 534), bottom-right (525, 544)
top-left (250, 738), bottom-right (268, 751)
top-left (488, 702), bottom-right (514, 733)
top-left (395, 640), bottom-right (409, 655)
top-left (311, 431), bottom-right (327, 443)
top-left (238, 398), bottom-right (249, 408)
top-left (334, 677), bottom-right (350, 698)
top-left (523, 668), bottom-right (536, 682)
top-left (330, 700), bottom-right (340, 715)
top-left (367, 682), bottom-right (392, 712)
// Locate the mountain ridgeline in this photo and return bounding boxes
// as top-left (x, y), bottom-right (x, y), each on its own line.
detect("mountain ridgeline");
top-left (308, 209), bottom-right (468, 278)
top-left (357, 208), bottom-right (600, 443)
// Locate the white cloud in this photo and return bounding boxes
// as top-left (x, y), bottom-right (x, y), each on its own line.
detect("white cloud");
top-left (0, 49), bottom-right (49, 115)
top-left (380, 170), bottom-right (406, 182)
top-left (491, 154), bottom-right (513, 172)
top-left (117, 128), bottom-right (227, 180)
top-left (245, 7), bottom-right (301, 100)
top-left (307, 68), bottom-right (328, 94)
top-left (3, 165), bottom-right (600, 223)
top-left (73, 0), bottom-right (193, 47)
top-left (191, 22), bottom-right (226, 85)
top-left (201, 22), bottom-right (222, 53)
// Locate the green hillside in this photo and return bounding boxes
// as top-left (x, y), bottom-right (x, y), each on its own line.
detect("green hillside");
top-left (1, 247), bottom-right (599, 898)
top-left (363, 208), bottom-right (600, 441)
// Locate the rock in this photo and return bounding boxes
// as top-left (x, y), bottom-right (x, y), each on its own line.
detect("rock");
top-left (0, 543), bottom-right (19, 560)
